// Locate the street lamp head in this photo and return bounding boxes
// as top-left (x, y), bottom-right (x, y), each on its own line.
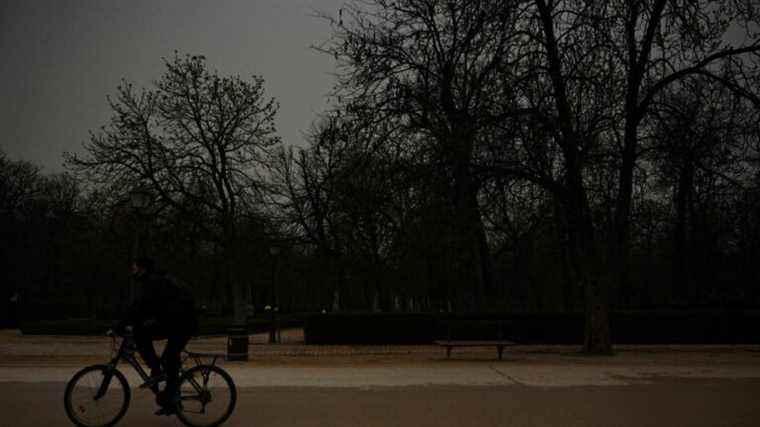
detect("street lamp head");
top-left (269, 246), bottom-right (281, 256)
top-left (128, 188), bottom-right (151, 211)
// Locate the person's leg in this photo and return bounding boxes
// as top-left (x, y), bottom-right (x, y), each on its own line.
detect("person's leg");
top-left (133, 326), bottom-right (162, 376)
top-left (158, 332), bottom-right (192, 407)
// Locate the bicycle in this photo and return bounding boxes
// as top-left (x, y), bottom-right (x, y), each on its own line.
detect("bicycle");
top-left (63, 327), bottom-right (237, 427)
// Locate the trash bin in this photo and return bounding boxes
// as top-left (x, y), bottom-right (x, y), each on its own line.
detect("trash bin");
top-left (226, 326), bottom-right (249, 361)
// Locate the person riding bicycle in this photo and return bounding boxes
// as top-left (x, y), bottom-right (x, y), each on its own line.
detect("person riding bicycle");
top-left (118, 256), bottom-right (198, 415)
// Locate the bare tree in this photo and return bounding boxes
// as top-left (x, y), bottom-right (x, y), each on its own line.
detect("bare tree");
top-left (647, 76), bottom-right (759, 304)
top-left (319, 0), bottom-right (526, 309)
top-left (0, 150), bottom-right (41, 217)
top-left (507, 0), bottom-right (760, 353)
top-left (269, 117), bottom-right (349, 310)
top-left (66, 53), bottom-right (280, 321)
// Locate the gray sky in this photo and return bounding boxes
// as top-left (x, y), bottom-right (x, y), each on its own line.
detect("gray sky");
top-left (0, 0), bottom-right (344, 172)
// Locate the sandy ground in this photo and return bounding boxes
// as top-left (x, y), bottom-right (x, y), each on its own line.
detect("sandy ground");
top-left (1, 328), bottom-right (760, 388)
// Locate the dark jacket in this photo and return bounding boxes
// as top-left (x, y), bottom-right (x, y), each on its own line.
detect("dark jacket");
top-left (125, 270), bottom-right (198, 336)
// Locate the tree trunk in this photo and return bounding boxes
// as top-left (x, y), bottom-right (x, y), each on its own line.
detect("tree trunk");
top-left (564, 183), bottom-right (613, 354)
top-left (672, 159), bottom-right (694, 304)
top-left (583, 273), bottom-right (613, 354)
top-left (536, 0), bottom-right (613, 352)
top-left (555, 200), bottom-right (578, 312)
top-left (448, 134), bottom-right (493, 311)
top-left (222, 224), bottom-right (245, 324)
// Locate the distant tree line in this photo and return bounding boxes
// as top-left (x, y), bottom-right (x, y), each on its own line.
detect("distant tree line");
top-left (2, 1), bottom-right (760, 353)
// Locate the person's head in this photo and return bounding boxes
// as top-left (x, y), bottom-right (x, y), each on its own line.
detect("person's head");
top-left (130, 256), bottom-right (157, 278)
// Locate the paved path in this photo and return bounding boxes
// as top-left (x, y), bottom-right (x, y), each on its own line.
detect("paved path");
top-left (4, 380), bottom-right (760, 427)
top-left (3, 329), bottom-right (760, 426)
top-left (3, 360), bottom-right (760, 388)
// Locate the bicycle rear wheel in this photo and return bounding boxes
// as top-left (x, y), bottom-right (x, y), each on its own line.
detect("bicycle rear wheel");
top-left (175, 364), bottom-right (237, 427)
top-left (64, 365), bottom-right (130, 427)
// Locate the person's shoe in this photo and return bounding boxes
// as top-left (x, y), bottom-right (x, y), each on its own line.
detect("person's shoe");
top-left (156, 389), bottom-right (177, 405)
top-left (154, 406), bottom-right (176, 416)
top-left (154, 390), bottom-right (177, 416)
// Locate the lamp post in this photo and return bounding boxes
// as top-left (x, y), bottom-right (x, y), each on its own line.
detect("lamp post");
top-left (44, 209), bottom-right (57, 300)
top-left (268, 245), bottom-right (281, 343)
top-left (127, 188), bottom-right (151, 302)
top-left (129, 188), bottom-right (151, 252)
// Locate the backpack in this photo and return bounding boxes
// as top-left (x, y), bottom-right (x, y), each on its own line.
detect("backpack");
top-left (163, 274), bottom-right (196, 314)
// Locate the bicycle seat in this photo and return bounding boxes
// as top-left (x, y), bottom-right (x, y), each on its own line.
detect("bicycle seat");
top-left (183, 351), bottom-right (224, 366)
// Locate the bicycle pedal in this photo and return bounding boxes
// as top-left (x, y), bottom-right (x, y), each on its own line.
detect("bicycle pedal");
top-left (139, 374), bottom-right (166, 389)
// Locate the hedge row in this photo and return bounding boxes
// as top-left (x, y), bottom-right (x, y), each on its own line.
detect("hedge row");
top-left (303, 311), bottom-right (760, 345)
top-left (17, 311), bottom-right (760, 344)
top-left (17, 313), bottom-right (306, 336)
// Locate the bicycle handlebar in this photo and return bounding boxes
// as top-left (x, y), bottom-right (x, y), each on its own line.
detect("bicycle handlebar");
top-left (106, 325), bottom-right (134, 338)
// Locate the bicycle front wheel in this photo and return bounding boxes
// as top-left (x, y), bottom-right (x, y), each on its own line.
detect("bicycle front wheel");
top-left (176, 364), bottom-right (237, 427)
top-left (63, 365), bottom-right (130, 427)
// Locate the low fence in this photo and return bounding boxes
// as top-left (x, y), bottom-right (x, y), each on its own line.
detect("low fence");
top-left (304, 311), bottom-right (760, 345)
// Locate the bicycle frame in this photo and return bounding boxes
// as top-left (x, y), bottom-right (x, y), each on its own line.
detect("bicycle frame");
top-left (97, 333), bottom-right (220, 409)
top-left (96, 334), bottom-right (150, 399)
top-left (66, 331), bottom-right (236, 427)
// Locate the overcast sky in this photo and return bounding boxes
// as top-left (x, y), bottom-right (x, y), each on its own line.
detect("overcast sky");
top-left (0, 0), bottom-right (344, 172)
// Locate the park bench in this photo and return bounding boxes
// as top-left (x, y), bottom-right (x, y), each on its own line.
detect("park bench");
top-left (434, 317), bottom-right (515, 360)
top-left (434, 339), bottom-right (515, 360)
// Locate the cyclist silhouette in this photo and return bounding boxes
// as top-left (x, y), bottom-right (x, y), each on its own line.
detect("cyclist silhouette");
top-left (118, 256), bottom-right (198, 415)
